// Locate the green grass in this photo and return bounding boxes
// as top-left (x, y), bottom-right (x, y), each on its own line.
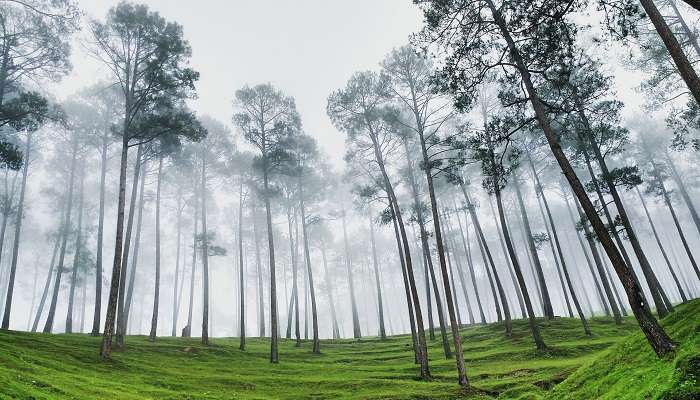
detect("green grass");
top-left (0, 301), bottom-right (697, 399)
top-left (547, 300), bottom-right (700, 400)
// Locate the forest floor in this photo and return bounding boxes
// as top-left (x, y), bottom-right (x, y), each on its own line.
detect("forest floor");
top-left (0, 300), bottom-right (698, 399)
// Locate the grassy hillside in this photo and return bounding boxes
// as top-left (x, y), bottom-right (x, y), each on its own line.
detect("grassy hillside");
top-left (0, 302), bottom-right (697, 399)
top-left (548, 300), bottom-right (700, 400)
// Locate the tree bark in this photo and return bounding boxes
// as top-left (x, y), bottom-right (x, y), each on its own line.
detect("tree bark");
top-left (184, 179), bottom-right (199, 338)
top-left (368, 211), bottom-right (386, 340)
top-left (172, 187), bottom-right (183, 337)
top-left (123, 161), bottom-right (147, 332)
top-left (665, 153), bottom-right (700, 241)
top-left (320, 242), bottom-right (340, 339)
top-left (31, 228), bottom-right (61, 332)
top-left (262, 164), bottom-right (279, 362)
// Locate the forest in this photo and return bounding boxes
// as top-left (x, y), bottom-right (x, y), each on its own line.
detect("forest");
top-left (0, 0), bottom-right (699, 399)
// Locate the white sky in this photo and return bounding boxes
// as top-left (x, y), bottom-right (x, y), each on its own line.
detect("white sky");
top-left (51, 0), bottom-right (424, 168)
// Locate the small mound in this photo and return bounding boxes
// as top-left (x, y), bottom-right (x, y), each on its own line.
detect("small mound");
top-left (547, 300), bottom-right (700, 400)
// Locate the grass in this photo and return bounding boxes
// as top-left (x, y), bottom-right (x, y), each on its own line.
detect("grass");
top-left (0, 301), bottom-right (697, 399)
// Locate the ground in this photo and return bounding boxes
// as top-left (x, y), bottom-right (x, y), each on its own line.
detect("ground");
top-left (0, 301), bottom-right (698, 399)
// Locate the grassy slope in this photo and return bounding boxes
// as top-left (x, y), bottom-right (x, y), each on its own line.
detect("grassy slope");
top-left (0, 301), bottom-right (696, 399)
top-left (547, 300), bottom-right (700, 400)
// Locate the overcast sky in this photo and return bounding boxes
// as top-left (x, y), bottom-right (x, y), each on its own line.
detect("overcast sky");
top-left (51, 0), bottom-right (424, 168)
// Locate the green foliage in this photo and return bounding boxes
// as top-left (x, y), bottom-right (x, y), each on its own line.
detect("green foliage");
top-left (3, 303), bottom-right (684, 399)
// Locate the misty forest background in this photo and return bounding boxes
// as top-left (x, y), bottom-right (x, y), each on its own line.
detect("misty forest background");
top-left (1, 0), bottom-right (700, 394)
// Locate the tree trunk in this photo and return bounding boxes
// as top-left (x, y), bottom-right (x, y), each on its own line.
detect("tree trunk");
top-left (44, 136), bottom-right (78, 333)
top-left (32, 229), bottom-right (61, 332)
top-left (495, 183), bottom-right (546, 350)
top-left (320, 242), bottom-right (340, 339)
top-left (150, 155), bottom-right (164, 341)
top-left (529, 157), bottom-right (590, 335)
top-left (184, 179), bottom-right (199, 338)
top-left (390, 211), bottom-right (419, 362)
top-left (285, 207), bottom-right (301, 344)
top-left (201, 150), bottom-right (210, 345)
top-left (563, 194), bottom-right (613, 318)
top-left (577, 113), bottom-right (672, 317)
top-left (486, 197), bottom-right (527, 318)
top-left (486, 0), bottom-right (675, 355)
top-left (299, 179), bottom-right (320, 353)
top-left (368, 211), bottom-right (386, 339)
top-left (262, 166), bottom-right (279, 363)
top-left (640, 0), bottom-right (700, 106)
top-left (123, 161), bottom-right (147, 332)
top-left (101, 136), bottom-right (129, 360)
top-left (341, 207), bottom-right (362, 339)
top-left (513, 176), bottom-right (555, 319)
top-left (238, 180), bottom-right (246, 350)
top-left (636, 187), bottom-right (687, 302)
top-left (116, 144), bottom-right (145, 348)
top-left (449, 198), bottom-right (476, 325)
top-left (66, 160), bottom-right (86, 333)
top-left (1, 132), bottom-right (31, 329)
top-left (252, 202), bottom-right (265, 338)
top-left (665, 153), bottom-right (700, 241)
top-left (172, 187), bottom-right (183, 337)
top-left (92, 136), bottom-right (108, 336)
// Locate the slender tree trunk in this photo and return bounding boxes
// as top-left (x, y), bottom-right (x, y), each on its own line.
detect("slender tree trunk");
top-left (665, 153), bottom-right (700, 242)
top-left (341, 207), bottom-right (362, 339)
top-left (92, 137), bottom-right (108, 336)
top-left (486, 197), bottom-right (526, 318)
top-left (320, 242), bottom-right (340, 339)
top-left (449, 198), bottom-right (476, 324)
top-left (238, 180), bottom-right (246, 350)
top-left (184, 181), bottom-right (199, 338)
top-left (66, 161), bottom-right (86, 333)
top-left (172, 187), bottom-right (183, 337)
top-left (495, 183), bottom-right (546, 350)
top-left (578, 119), bottom-right (671, 317)
top-left (27, 259), bottom-right (38, 330)
top-left (252, 202), bottom-right (265, 338)
top-left (529, 158), bottom-right (589, 334)
top-left (391, 214), bottom-right (419, 360)
top-left (123, 162), bottom-right (147, 331)
top-left (513, 176), bottom-right (555, 319)
top-left (262, 161), bottom-right (279, 362)
top-left (440, 211), bottom-right (463, 326)
top-left (460, 202), bottom-right (487, 324)
top-left (368, 211), bottom-right (386, 339)
top-left (44, 137), bottom-right (78, 333)
top-left (563, 194), bottom-right (612, 317)
top-left (150, 155), bottom-right (164, 341)
top-left (200, 150), bottom-right (210, 345)
top-left (652, 162), bottom-right (700, 281)
top-left (101, 136), bottom-right (129, 359)
top-left (299, 180), bottom-right (320, 353)
top-left (487, 0), bottom-right (674, 355)
top-left (286, 207), bottom-right (301, 345)
top-left (1, 132), bottom-right (32, 329)
top-left (636, 187), bottom-right (687, 302)
top-left (389, 198), bottom-right (431, 378)
top-left (639, 0), bottom-right (700, 106)
top-left (116, 144), bottom-right (145, 348)
top-left (32, 230), bottom-right (61, 332)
